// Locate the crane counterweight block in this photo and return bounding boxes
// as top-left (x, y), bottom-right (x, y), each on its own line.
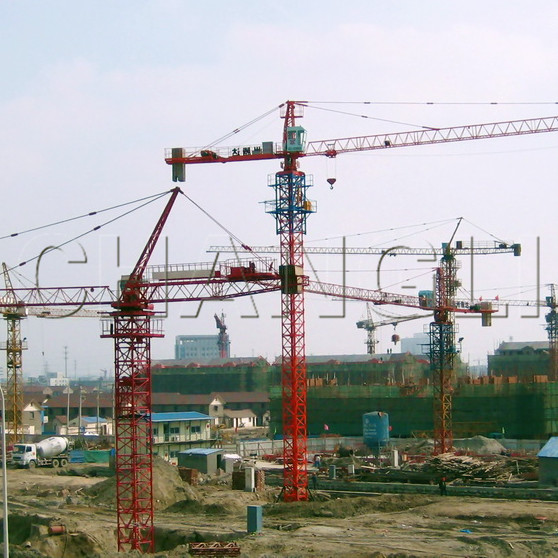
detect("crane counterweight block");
top-left (171, 147), bottom-right (186, 182)
top-left (279, 265), bottom-right (307, 294)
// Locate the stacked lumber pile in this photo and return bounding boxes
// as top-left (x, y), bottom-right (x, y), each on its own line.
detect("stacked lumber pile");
top-left (421, 453), bottom-right (511, 482)
top-left (358, 453), bottom-right (538, 485)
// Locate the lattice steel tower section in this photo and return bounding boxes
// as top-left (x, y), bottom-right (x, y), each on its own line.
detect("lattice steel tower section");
top-left (266, 101), bottom-right (315, 500)
top-left (546, 284), bottom-right (558, 381)
top-left (430, 251), bottom-right (460, 455)
top-left (1, 263), bottom-right (26, 446)
top-left (101, 188), bottom-right (180, 552)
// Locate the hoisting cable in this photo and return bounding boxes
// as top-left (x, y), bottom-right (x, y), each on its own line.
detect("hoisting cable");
top-left (303, 103), bottom-right (441, 130)
top-left (460, 218), bottom-right (510, 245)
top-left (0, 189), bottom-right (171, 241)
top-left (307, 217), bottom-right (460, 246)
top-left (6, 189), bottom-right (172, 274)
top-left (179, 191), bottom-right (271, 268)
top-left (192, 104), bottom-right (284, 154)
top-left (305, 100), bottom-right (558, 105)
top-left (303, 100), bottom-right (558, 133)
top-left (374, 268), bottom-right (434, 292)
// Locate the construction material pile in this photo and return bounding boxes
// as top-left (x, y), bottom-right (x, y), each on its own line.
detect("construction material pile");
top-left (358, 435), bottom-right (539, 485)
top-left (395, 435), bottom-right (506, 456)
top-left (420, 453), bottom-right (512, 482)
top-left (420, 452), bottom-right (539, 484)
top-left (452, 435), bottom-right (507, 455)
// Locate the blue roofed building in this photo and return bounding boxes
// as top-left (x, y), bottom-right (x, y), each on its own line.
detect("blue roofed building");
top-left (151, 411), bottom-right (216, 464)
top-left (537, 437), bottom-right (558, 486)
top-left (177, 447), bottom-right (225, 474)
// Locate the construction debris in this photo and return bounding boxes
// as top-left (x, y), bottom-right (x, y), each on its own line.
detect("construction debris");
top-left (188, 542), bottom-right (241, 556)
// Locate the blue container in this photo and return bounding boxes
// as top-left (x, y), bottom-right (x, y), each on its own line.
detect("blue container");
top-left (247, 505), bottom-right (263, 533)
top-left (363, 411), bottom-right (390, 449)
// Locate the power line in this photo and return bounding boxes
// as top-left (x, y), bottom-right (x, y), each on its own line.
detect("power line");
top-left (0, 190), bottom-right (171, 241)
top-left (6, 190), bottom-right (172, 274)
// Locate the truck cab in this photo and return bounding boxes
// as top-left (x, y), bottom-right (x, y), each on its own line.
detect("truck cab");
top-left (11, 443), bottom-right (36, 468)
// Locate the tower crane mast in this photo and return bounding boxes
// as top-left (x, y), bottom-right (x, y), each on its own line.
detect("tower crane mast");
top-left (546, 285), bottom-right (558, 381)
top-left (1, 263), bottom-right (26, 446)
top-left (214, 312), bottom-right (230, 359)
top-left (167, 100), bottom-right (558, 504)
top-left (99, 186), bottom-right (181, 552)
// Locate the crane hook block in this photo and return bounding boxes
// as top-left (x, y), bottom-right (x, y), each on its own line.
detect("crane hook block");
top-left (171, 147), bottom-right (186, 182)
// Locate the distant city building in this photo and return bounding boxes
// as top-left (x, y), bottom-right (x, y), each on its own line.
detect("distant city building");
top-left (175, 335), bottom-right (222, 360)
top-left (47, 372), bottom-right (70, 387)
top-left (488, 341), bottom-right (549, 378)
top-left (400, 333), bottom-right (430, 356)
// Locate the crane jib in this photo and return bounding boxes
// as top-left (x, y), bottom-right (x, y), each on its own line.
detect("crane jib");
top-left (165, 114), bottom-right (558, 166)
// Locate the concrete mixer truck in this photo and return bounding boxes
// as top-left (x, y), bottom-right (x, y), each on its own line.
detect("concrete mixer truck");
top-left (11, 436), bottom-right (71, 469)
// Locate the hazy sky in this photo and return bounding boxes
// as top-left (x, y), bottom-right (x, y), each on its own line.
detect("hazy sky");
top-left (2, 2), bottom-right (558, 377)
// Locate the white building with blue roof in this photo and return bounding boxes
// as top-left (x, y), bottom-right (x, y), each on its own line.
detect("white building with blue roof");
top-left (67, 416), bottom-right (111, 436)
top-left (151, 411), bottom-right (216, 464)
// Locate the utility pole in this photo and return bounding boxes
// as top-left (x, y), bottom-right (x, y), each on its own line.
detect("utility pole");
top-left (64, 386), bottom-right (73, 436)
top-left (78, 385), bottom-right (82, 436)
top-left (64, 346), bottom-right (71, 435)
top-left (95, 382), bottom-right (100, 435)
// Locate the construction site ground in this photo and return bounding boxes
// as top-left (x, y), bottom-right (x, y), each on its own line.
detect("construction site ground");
top-left (3, 457), bottom-right (558, 558)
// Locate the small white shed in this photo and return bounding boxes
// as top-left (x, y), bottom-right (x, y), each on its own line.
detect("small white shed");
top-left (537, 437), bottom-right (558, 486)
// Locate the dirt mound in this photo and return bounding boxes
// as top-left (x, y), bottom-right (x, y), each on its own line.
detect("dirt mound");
top-left (265, 494), bottom-right (433, 520)
top-left (453, 435), bottom-right (506, 455)
top-left (84, 456), bottom-right (199, 510)
top-left (165, 483), bottom-right (276, 516)
top-left (397, 438), bottom-right (435, 454)
top-left (165, 499), bottom-right (232, 516)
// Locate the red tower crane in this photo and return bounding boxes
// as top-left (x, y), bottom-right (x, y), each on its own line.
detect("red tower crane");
top-left (97, 190), bottom-right (281, 551)
top-left (99, 187), bottom-right (182, 552)
top-left (98, 193), bottom-right (283, 552)
top-left (166, 101), bottom-right (558, 501)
